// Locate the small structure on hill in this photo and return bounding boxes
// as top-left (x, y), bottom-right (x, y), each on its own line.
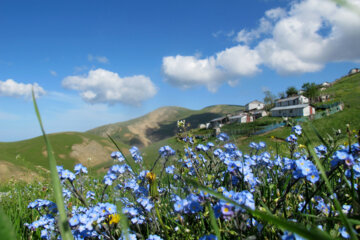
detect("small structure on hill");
top-left (209, 115), bottom-right (230, 128)
top-left (229, 113), bottom-right (253, 124)
top-left (245, 100), bottom-right (267, 120)
top-left (349, 68), bottom-right (360, 75)
top-left (251, 109), bottom-right (268, 119)
top-left (320, 81), bottom-right (332, 91)
top-left (270, 95), bottom-right (315, 117)
top-left (245, 100), bottom-right (265, 111)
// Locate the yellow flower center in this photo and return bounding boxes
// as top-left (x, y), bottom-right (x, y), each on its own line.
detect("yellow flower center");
top-left (146, 172), bottom-right (156, 183)
top-left (108, 214), bottom-right (120, 224)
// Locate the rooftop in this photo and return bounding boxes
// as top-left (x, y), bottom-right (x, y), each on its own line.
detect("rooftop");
top-left (246, 100), bottom-right (263, 105)
top-left (275, 95), bottom-right (305, 103)
top-left (271, 104), bottom-right (310, 111)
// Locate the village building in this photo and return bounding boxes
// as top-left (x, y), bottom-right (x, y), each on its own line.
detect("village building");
top-left (229, 113), bottom-right (253, 124)
top-left (321, 81), bottom-right (331, 87)
top-left (209, 116), bottom-right (230, 128)
top-left (348, 68), bottom-right (360, 75)
top-left (320, 81), bottom-right (332, 91)
top-left (270, 95), bottom-right (315, 117)
top-left (245, 100), bottom-right (265, 111)
top-left (251, 109), bottom-right (268, 119)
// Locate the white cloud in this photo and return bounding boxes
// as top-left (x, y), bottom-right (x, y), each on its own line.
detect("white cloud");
top-left (88, 54), bottom-right (109, 64)
top-left (236, 17), bottom-right (273, 44)
top-left (50, 70), bottom-right (57, 76)
top-left (216, 45), bottom-right (261, 76)
top-left (74, 65), bottom-right (88, 73)
top-left (256, 0), bottom-right (360, 74)
top-left (265, 7), bottom-right (287, 20)
top-left (212, 30), bottom-right (223, 38)
top-left (62, 68), bottom-right (157, 105)
top-left (212, 30), bottom-right (235, 38)
top-left (163, 0), bottom-right (360, 87)
top-left (162, 45), bottom-right (262, 92)
top-left (256, 39), bottom-right (323, 75)
top-left (0, 79), bottom-right (46, 99)
top-left (163, 55), bottom-right (224, 92)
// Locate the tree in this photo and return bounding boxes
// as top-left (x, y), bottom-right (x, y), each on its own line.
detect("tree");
top-left (302, 82), bottom-right (319, 103)
top-left (278, 91), bottom-right (286, 99)
top-left (286, 86), bottom-right (298, 97)
top-left (263, 90), bottom-right (276, 110)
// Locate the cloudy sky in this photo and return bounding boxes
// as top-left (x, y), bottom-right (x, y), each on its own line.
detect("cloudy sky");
top-left (0, 0), bottom-right (359, 141)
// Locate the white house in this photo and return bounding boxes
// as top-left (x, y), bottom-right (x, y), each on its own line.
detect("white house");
top-left (229, 113), bottom-right (253, 123)
top-left (274, 95), bottom-right (309, 107)
top-left (245, 100), bottom-right (265, 111)
top-left (271, 104), bottom-right (315, 117)
top-left (321, 82), bottom-right (331, 87)
top-left (270, 95), bottom-right (315, 117)
top-left (320, 82), bottom-right (331, 91)
top-left (349, 68), bottom-right (359, 75)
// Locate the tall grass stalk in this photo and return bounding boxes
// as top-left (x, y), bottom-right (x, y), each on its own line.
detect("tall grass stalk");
top-left (32, 90), bottom-right (74, 240)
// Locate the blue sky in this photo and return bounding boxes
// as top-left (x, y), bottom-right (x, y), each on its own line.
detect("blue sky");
top-left (0, 0), bottom-right (359, 141)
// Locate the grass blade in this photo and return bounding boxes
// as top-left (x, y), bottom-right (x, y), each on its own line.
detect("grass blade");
top-left (32, 90), bottom-right (74, 240)
top-left (302, 214), bottom-right (360, 225)
top-left (115, 200), bottom-right (130, 240)
top-left (207, 202), bottom-right (221, 240)
top-left (308, 123), bottom-right (330, 150)
top-left (0, 207), bottom-right (16, 240)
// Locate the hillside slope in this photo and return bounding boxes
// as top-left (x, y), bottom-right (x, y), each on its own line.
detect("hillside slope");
top-left (225, 72), bottom-right (360, 150)
top-left (0, 132), bottom-right (128, 182)
top-left (88, 105), bottom-right (243, 147)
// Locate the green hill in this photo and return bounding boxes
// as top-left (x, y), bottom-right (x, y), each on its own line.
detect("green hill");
top-left (220, 72), bottom-right (360, 151)
top-left (0, 132), bottom-right (128, 182)
top-left (87, 105), bottom-right (244, 147)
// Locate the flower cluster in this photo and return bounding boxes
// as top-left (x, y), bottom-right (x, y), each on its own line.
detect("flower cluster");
top-left (293, 158), bottom-right (320, 183)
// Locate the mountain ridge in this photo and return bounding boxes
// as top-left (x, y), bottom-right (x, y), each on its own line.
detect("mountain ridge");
top-left (87, 104), bottom-right (244, 147)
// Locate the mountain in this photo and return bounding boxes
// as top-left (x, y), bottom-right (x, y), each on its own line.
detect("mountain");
top-left (87, 105), bottom-right (244, 147)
